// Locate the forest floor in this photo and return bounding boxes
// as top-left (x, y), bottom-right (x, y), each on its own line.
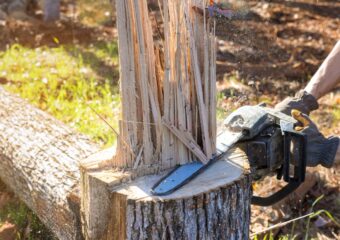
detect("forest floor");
top-left (0, 0), bottom-right (339, 239)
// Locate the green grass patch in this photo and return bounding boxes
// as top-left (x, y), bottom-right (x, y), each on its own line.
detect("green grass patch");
top-left (0, 43), bottom-right (120, 147)
top-left (77, 0), bottom-right (114, 26)
top-left (0, 200), bottom-right (56, 240)
top-left (332, 105), bottom-right (340, 123)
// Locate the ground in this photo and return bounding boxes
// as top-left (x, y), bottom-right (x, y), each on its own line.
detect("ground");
top-left (0, 0), bottom-right (339, 239)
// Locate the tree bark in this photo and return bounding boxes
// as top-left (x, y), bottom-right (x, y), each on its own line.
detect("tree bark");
top-left (81, 148), bottom-right (251, 240)
top-left (80, 1), bottom-right (252, 239)
top-left (0, 87), bottom-right (99, 240)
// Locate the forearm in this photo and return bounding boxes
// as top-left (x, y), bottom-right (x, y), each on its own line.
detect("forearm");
top-left (305, 40), bottom-right (340, 99)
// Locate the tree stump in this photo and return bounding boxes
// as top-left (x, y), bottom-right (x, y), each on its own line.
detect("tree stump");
top-left (81, 1), bottom-right (252, 239)
top-left (81, 148), bottom-right (251, 240)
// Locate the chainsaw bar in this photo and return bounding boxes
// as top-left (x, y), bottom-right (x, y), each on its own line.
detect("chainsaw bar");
top-left (151, 131), bottom-right (243, 196)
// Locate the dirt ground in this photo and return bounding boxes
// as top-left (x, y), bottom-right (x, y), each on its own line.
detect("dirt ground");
top-left (0, 0), bottom-right (339, 239)
top-left (214, 1), bottom-right (340, 239)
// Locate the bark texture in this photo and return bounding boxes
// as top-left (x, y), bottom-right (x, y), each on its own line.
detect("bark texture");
top-left (0, 87), bottom-right (99, 240)
top-left (81, 148), bottom-right (251, 240)
top-left (121, 176), bottom-right (251, 240)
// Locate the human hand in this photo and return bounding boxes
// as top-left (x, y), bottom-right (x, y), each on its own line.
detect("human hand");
top-left (275, 90), bottom-right (319, 115)
top-left (291, 110), bottom-right (339, 168)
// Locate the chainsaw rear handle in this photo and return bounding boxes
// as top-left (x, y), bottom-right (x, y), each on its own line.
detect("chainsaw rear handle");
top-left (251, 128), bottom-right (307, 206)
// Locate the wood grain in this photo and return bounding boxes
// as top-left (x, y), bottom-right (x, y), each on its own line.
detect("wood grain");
top-left (0, 87), bottom-right (99, 240)
top-left (81, 147), bottom-right (251, 240)
top-left (114, 0), bottom-right (218, 177)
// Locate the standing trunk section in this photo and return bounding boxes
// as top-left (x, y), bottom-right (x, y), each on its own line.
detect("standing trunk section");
top-left (114, 0), bottom-right (217, 176)
top-left (81, 1), bottom-right (252, 239)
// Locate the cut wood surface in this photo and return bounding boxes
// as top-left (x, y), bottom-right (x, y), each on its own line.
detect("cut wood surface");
top-left (0, 87), bottom-right (100, 240)
top-left (81, 147), bottom-right (251, 240)
top-left (114, 148), bottom-right (248, 201)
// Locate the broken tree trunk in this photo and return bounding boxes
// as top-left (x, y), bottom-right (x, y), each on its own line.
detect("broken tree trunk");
top-left (113, 0), bottom-right (217, 175)
top-left (81, 0), bottom-right (252, 239)
top-left (0, 87), bottom-right (100, 240)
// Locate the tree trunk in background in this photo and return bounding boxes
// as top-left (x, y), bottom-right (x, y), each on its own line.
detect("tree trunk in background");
top-left (0, 87), bottom-right (100, 240)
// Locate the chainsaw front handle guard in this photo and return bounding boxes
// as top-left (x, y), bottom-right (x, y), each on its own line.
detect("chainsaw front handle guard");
top-left (251, 128), bottom-right (307, 206)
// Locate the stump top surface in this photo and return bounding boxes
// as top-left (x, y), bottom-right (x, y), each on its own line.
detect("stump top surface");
top-left (113, 148), bottom-right (249, 201)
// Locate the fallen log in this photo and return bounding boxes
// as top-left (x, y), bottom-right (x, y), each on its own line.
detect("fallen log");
top-left (0, 87), bottom-right (100, 240)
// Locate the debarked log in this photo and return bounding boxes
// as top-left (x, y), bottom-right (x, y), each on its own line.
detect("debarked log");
top-left (0, 87), bottom-right (100, 240)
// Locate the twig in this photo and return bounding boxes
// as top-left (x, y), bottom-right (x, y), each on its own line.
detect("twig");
top-left (86, 104), bottom-right (119, 137)
top-left (86, 103), bottom-right (133, 156)
top-left (250, 212), bottom-right (315, 237)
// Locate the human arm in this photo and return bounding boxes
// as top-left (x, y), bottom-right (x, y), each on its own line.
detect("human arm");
top-left (305, 40), bottom-right (340, 99)
top-left (276, 40), bottom-right (340, 115)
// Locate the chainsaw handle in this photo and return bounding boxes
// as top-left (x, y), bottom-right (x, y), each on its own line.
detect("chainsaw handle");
top-left (251, 181), bottom-right (300, 206)
top-left (251, 127), bottom-right (307, 206)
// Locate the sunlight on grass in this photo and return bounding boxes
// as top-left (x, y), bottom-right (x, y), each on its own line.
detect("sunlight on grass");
top-left (333, 106), bottom-right (340, 123)
top-left (77, 0), bottom-right (114, 26)
top-left (0, 43), bottom-right (120, 147)
top-left (0, 200), bottom-right (56, 239)
top-left (216, 92), bottom-right (229, 121)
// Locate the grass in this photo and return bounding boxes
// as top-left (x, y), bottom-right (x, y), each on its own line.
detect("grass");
top-left (0, 42), bottom-right (120, 147)
top-left (253, 233), bottom-right (290, 240)
top-left (0, 1), bottom-right (121, 237)
top-left (252, 195), bottom-right (340, 240)
top-left (77, 0), bottom-right (114, 26)
top-left (0, 40), bottom-right (121, 239)
top-left (0, 200), bottom-right (55, 240)
top-left (1, 2), bottom-right (339, 237)
top-left (332, 105), bottom-right (340, 126)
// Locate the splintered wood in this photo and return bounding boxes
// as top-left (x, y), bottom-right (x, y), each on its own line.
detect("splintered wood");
top-left (114, 0), bottom-right (217, 175)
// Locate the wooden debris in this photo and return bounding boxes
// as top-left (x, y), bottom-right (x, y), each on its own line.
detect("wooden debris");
top-left (114, 0), bottom-right (217, 176)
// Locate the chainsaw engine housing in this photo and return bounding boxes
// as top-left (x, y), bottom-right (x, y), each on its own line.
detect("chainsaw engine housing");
top-left (239, 125), bottom-right (283, 181)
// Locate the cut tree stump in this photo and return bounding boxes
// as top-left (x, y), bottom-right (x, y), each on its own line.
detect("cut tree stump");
top-left (0, 87), bottom-right (100, 240)
top-left (0, 0), bottom-right (254, 239)
top-left (81, 147), bottom-right (251, 240)
top-left (79, 1), bottom-right (252, 239)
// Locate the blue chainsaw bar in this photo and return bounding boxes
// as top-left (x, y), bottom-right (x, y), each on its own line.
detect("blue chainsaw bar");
top-left (151, 105), bottom-right (296, 196)
top-left (152, 105), bottom-right (307, 208)
top-left (151, 105), bottom-right (270, 196)
top-left (151, 130), bottom-right (244, 196)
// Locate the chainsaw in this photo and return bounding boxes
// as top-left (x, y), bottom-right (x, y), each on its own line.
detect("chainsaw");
top-left (151, 105), bottom-right (307, 206)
